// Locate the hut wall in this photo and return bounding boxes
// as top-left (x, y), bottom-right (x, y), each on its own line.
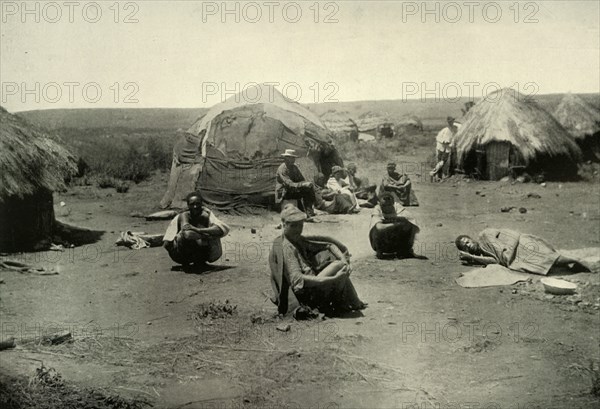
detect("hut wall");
top-left (0, 189), bottom-right (55, 252)
top-left (485, 142), bottom-right (511, 180)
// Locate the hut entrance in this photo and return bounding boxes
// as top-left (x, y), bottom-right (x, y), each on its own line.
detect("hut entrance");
top-left (485, 142), bottom-right (511, 180)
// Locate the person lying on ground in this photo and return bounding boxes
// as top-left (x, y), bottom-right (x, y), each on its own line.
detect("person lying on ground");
top-left (369, 192), bottom-right (421, 259)
top-left (269, 204), bottom-right (367, 316)
top-left (275, 149), bottom-right (318, 218)
top-left (163, 192), bottom-right (230, 267)
top-left (327, 166), bottom-right (359, 213)
top-left (455, 229), bottom-right (592, 275)
top-left (378, 162), bottom-right (419, 206)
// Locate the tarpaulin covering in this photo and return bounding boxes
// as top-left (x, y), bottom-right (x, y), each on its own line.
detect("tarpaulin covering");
top-left (160, 84), bottom-right (341, 211)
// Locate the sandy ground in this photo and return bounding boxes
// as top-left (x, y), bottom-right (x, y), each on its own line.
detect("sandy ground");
top-left (1, 151), bottom-right (600, 409)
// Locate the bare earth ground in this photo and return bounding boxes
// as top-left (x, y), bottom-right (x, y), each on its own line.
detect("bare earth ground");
top-left (1, 150), bottom-right (599, 409)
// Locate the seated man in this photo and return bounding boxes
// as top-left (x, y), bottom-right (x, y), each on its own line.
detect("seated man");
top-left (163, 192), bottom-right (230, 267)
top-left (345, 162), bottom-right (377, 200)
top-left (379, 162), bottom-right (419, 206)
top-left (275, 149), bottom-right (318, 218)
top-left (269, 204), bottom-right (367, 316)
top-left (369, 192), bottom-right (420, 259)
top-left (327, 166), bottom-right (359, 213)
top-left (456, 229), bottom-right (591, 275)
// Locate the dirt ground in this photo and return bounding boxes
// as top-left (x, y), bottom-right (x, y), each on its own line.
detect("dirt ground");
top-left (1, 149), bottom-right (599, 409)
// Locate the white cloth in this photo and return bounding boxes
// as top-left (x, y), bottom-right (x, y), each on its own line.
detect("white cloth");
top-left (327, 177), bottom-right (357, 205)
top-left (456, 264), bottom-right (531, 288)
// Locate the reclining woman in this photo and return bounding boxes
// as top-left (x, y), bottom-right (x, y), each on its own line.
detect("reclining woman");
top-left (369, 192), bottom-right (420, 259)
top-left (455, 229), bottom-right (592, 275)
top-left (269, 204), bottom-right (367, 316)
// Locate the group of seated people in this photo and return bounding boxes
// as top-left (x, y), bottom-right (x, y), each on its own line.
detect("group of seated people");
top-left (161, 150), bottom-right (593, 318)
top-left (276, 149), bottom-right (418, 217)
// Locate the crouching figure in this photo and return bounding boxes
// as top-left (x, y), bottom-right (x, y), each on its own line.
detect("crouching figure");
top-left (269, 204), bottom-right (367, 316)
top-left (369, 192), bottom-right (420, 259)
top-left (163, 192), bottom-right (230, 268)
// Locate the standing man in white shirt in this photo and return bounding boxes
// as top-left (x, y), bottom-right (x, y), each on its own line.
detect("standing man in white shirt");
top-left (430, 116), bottom-right (459, 180)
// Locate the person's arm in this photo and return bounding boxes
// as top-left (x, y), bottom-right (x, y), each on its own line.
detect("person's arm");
top-left (277, 165), bottom-right (305, 189)
top-left (322, 242), bottom-right (350, 265)
top-left (180, 211), bottom-right (226, 237)
top-left (206, 211), bottom-right (230, 237)
top-left (283, 242), bottom-right (345, 291)
top-left (459, 250), bottom-right (497, 265)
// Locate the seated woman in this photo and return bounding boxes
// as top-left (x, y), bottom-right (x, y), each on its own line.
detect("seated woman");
top-left (378, 162), bottom-right (419, 206)
top-left (269, 204), bottom-right (367, 316)
top-left (163, 192), bottom-right (230, 267)
top-left (327, 166), bottom-right (359, 213)
top-left (369, 192), bottom-right (421, 259)
top-left (369, 192), bottom-right (420, 259)
top-left (313, 173), bottom-right (356, 215)
top-left (456, 229), bottom-right (591, 275)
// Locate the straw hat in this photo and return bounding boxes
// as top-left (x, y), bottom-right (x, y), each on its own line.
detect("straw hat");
top-left (281, 149), bottom-right (298, 157)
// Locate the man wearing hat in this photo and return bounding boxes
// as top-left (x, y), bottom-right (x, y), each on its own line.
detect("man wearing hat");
top-left (431, 116), bottom-right (459, 179)
top-left (269, 204), bottom-right (367, 316)
top-left (378, 162), bottom-right (418, 206)
top-left (276, 149), bottom-right (318, 218)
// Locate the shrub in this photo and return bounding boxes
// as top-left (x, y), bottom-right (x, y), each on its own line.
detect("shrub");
top-left (116, 181), bottom-right (130, 193)
top-left (97, 176), bottom-right (118, 189)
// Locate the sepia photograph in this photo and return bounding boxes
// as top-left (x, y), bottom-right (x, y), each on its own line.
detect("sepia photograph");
top-left (1, 1), bottom-right (599, 408)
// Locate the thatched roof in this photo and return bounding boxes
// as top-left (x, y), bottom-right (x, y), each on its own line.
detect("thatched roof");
top-left (553, 93), bottom-right (600, 140)
top-left (396, 115), bottom-right (423, 129)
top-left (455, 88), bottom-right (582, 163)
top-left (355, 111), bottom-right (393, 132)
top-left (0, 106), bottom-right (76, 201)
top-left (320, 110), bottom-right (358, 135)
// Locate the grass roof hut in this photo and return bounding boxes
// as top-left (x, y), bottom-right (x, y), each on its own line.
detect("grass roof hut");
top-left (0, 106), bottom-right (77, 251)
top-left (553, 93), bottom-right (600, 161)
top-left (454, 89), bottom-right (582, 180)
top-left (394, 115), bottom-right (423, 136)
top-left (320, 110), bottom-right (359, 142)
top-left (356, 111), bottom-right (395, 139)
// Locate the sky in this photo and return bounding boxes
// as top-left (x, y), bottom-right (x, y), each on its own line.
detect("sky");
top-left (1, 0), bottom-right (599, 111)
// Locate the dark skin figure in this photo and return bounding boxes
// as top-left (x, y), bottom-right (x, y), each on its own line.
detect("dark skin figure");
top-left (456, 236), bottom-right (591, 272)
top-left (179, 195), bottom-right (223, 243)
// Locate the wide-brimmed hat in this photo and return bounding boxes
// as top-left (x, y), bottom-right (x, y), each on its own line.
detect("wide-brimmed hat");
top-left (331, 165), bottom-right (344, 175)
top-left (281, 204), bottom-right (307, 223)
top-left (446, 116), bottom-right (456, 122)
top-left (281, 149), bottom-right (298, 158)
top-left (387, 162), bottom-right (396, 168)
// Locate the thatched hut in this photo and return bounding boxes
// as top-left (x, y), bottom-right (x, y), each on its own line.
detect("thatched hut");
top-left (394, 115), bottom-right (423, 136)
top-left (355, 111), bottom-right (395, 139)
top-left (553, 93), bottom-right (600, 161)
top-left (0, 106), bottom-right (76, 251)
top-left (320, 110), bottom-right (359, 142)
top-left (454, 89), bottom-right (582, 180)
